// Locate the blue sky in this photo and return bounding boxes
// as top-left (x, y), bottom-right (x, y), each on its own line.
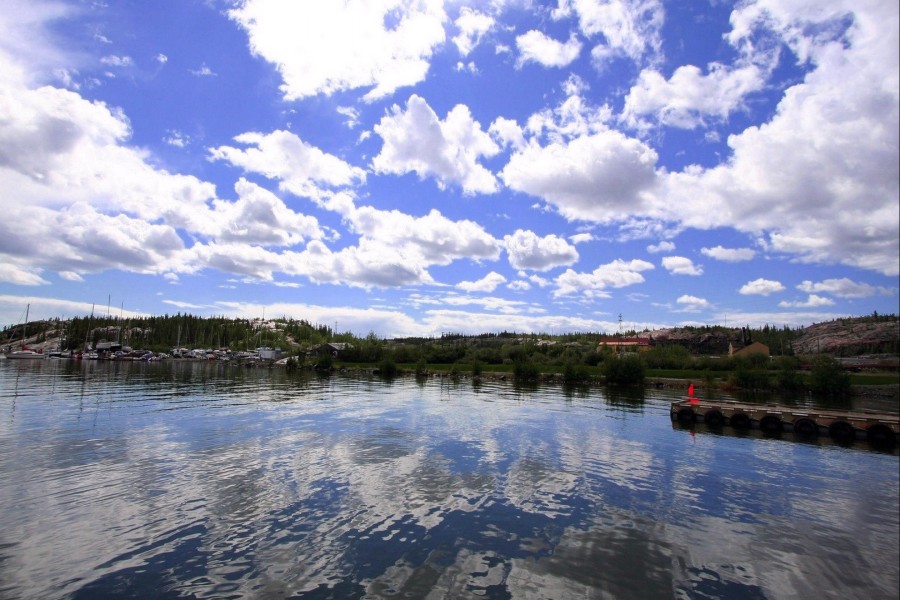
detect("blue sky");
top-left (1, 0), bottom-right (897, 338)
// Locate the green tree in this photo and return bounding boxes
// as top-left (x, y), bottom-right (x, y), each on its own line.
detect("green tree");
top-left (809, 355), bottom-right (851, 398)
top-left (602, 355), bottom-right (645, 385)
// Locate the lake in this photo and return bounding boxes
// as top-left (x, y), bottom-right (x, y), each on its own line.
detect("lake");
top-left (0, 359), bottom-right (897, 599)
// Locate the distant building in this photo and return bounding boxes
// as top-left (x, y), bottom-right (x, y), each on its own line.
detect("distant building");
top-left (729, 341), bottom-right (770, 358)
top-left (257, 346), bottom-right (283, 360)
top-left (597, 337), bottom-right (651, 352)
top-left (309, 342), bottom-right (354, 358)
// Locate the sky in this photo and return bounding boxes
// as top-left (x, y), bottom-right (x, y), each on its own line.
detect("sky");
top-left (0, 0), bottom-right (897, 338)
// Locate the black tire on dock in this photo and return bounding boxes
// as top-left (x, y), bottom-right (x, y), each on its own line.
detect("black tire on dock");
top-left (793, 418), bottom-right (819, 438)
top-left (676, 407), bottom-right (695, 425)
top-left (759, 415), bottom-right (782, 434)
top-left (704, 409), bottom-right (725, 428)
top-left (829, 420), bottom-right (855, 443)
top-left (730, 412), bottom-right (751, 430)
top-left (866, 424), bottom-right (897, 450)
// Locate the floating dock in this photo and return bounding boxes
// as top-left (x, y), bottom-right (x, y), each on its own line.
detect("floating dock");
top-left (670, 398), bottom-right (899, 449)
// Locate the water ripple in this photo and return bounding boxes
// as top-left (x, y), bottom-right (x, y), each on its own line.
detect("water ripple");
top-left (0, 361), bottom-right (896, 599)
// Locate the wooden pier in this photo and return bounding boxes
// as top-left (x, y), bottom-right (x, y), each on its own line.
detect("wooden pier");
top-left (670, 398), bottom-right (899, 449)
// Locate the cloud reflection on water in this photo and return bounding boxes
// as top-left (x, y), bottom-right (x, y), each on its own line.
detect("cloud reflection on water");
top-left (0, 361), bottom-right (897, 599)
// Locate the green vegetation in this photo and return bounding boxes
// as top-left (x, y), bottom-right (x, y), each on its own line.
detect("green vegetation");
top-left (809, 355), bottom-right (852, 398)
top-left (2, 313), bottom-right (896, 398)
top-left (602, 354), bottom-right (645, 385)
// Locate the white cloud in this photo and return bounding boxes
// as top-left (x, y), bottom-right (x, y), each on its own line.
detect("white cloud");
top-left (229, 0), bottom-right (447, 101)
top-left (457, 271), bottom-right (507, 293)
top-left (524, 78), bottom-right (613, 142)
top-left (656, 0), bottom-right (899, 275)
top-left (646, 240), bottom-right (675, 254)
top-left (676, 294), bottom-right (711, 312)
top-left (155, 53), bottom-right (168, 64)
top-left (778, 294), bottom-right (835, 308)
top-left (336, 106), bottom-right (360, 129)
top-left (797, 278), bottom-right (891, 298)
top-left (516, 30), bottom-right (582, 68)
top-left (207, 178), bottom-right (325, 247)
top-left (372, 95), bottom-right (499, 194)
top-left (501, 130), bottom-right (657, 222)
top-left (189, 63), bottom-right (216, 77)
top-left (0, 263), bottom-right (49, 286)
top-left (553, 258), bottom-right (654, 298)
top-left (58, 271), bottom-right (83, 282)
top-left (209, 129), bottom-right (366, 200)
top-left (348, 206), bottom-right (500, 267)
top-left (569, 232), bottom-right (594, 244)
top-left (661, 256), bottom-right (702, 276)
top-left (453, 7), bottom-right (494, 57)
top-left (739, 278), bottom-right (785, 296)
top-left (100, 55), bottom-right (133, 68)
top-left (504, 229), bottom-right (578, 271)
top-left (163, 130), bottom-right (188, 148)
top-left (488, 117), bottom-right (526, 151)
top-left (701, 245), bottom-right (756, 262)
top-left (622, 63), bottom-right (767, 129)
top-left (560, 0), bottom-right (664, 66)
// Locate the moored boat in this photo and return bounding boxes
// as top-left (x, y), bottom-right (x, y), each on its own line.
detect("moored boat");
top-left (5, 349), bottom-right (45, 359)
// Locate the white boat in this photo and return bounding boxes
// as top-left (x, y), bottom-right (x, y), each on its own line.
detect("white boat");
top-left (6, 349), bottom-right (45, 360)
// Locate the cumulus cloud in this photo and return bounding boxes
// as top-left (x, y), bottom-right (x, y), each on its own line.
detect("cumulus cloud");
top-left (739, 278), bottom-right (785, 296)
top-left (453, 7), bottom-right (494, 56)
top-left (207, 178), bottom-right (325, 247)
top-left (553, 258), bottom-right (654, 298)
top-left (676, 294), bottom-right (711, 312)
top-left (556, 0), bottom-right (664, 66)
top-left (228, 0), bottom-right (447, 101)
top-left (516, 31), bottom-right (582, 68)
top-left (488, 117), bottom-right (526, 151)
top-left (372, 95), bottom-right (499, 194)
top-left (622, 63), bottom-right (767, 129)
top-left (701, 245), bottom-right (756, 262)
top-left (209, 129), bottom-right (366, 200)
top-left (661, 256), bottom-right (702, 276)
top-left (646, 240), bottom-right (675, 254)
top-left (656, 0), bottom-right (900, 275)
top-left (348, 206), bottom-right (500, 267)
top-left (457, 271), bottom-right (507, 293)
top-left (504, 229), bottom-right (578, 271)
top-left (568, 233), bottom-right (594, 244)
top-left (501, 130), bottom-right (657, 222)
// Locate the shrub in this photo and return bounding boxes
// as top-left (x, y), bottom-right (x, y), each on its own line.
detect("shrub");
top-left (562, 361), bottom-right (591, 384)
top-left (602, 354), bottom-right (645, 385)
top-left (377, 358), bottom-right (399, 379)
top-left (773, 356), bottom-right (803, 391)
top-left (809, 355), bottom-right (851, 398)
top-left (730, 363), bottom-right (771, 390)
top-left (513, 360), bottom-right (541, 383)
top-left (470, 360), bottom-right (483, 377)
top-left (414, 358), bottom-right (428, 377)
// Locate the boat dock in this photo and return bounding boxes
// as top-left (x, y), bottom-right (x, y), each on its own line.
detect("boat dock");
top-left (670, 398), bottom-right (899, 449)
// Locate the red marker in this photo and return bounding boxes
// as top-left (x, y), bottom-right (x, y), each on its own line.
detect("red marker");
top-left (688, 383), bottom-right (699, 405)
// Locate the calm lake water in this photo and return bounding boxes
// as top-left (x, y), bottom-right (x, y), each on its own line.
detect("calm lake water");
top-left (0, 360), bottom-right (897, 600)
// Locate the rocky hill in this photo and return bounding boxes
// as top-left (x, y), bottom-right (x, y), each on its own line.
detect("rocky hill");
top-left (645, 315), bottom-right (899, 357)
top-left (790, 317), bottom-right (899, 356)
